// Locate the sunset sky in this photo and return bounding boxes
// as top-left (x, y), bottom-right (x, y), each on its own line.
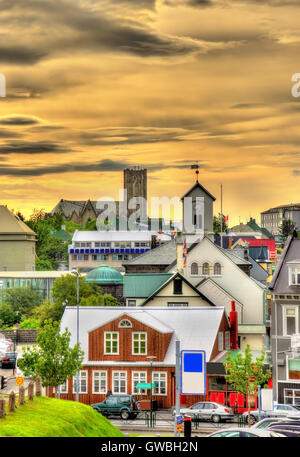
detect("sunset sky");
top-left (0, 0), bottom-right (300, 225)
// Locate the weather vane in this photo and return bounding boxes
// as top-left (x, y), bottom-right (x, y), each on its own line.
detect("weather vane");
top-left (190, 161), bottom-right (199, 181)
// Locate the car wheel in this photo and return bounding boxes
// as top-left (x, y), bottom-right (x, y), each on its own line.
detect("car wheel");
top-left (136, 401), bottom-right (141, 410)
top-left (211, 414), bottom-right (221, 423)
top-left (120, 409), bottom-right (130, 420)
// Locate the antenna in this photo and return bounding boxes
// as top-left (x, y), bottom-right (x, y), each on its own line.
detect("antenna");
top-left (190, 162), bottom-right (199, 182)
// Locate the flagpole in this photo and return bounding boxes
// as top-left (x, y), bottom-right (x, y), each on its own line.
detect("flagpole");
top-left (220, 184), bottom-right (223, 248)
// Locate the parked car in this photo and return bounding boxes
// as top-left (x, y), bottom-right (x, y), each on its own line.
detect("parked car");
top-left (251, 417), bottom-right (287, 430)
top-left (91, 394), bottom-right (140, 420)
top-left (242, 403), bottom-right (300, 425)
top-left (173, 401), bottom-right (234, 423)
top-left (266, 420), bottom-right (300, 437)
top-left (0, 352), bottom-right (17, 368)
top-left (208, 427), bottom-right (286, 437)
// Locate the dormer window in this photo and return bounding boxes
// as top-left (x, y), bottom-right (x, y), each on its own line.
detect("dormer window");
top-left (289, 264), bottom-right (300, 286)
top-left (119, 319), bottom-right (132, 328)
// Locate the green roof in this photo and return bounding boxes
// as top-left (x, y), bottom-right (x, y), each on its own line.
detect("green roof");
top-left (51, 229), bottom-right (72, 241)
top-left (247, 220), bottom-right (273, 239)
top-left (123, 273), bottom-right (173, 298)
top-left (85, 265), bottom-right (123, 284)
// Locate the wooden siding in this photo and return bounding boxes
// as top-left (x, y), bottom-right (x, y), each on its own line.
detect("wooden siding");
top-left (88, 314), bottom-right (173, 362)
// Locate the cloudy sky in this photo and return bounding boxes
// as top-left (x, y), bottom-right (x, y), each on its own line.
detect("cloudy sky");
top-left (0, 0), bottom-right (300, 224)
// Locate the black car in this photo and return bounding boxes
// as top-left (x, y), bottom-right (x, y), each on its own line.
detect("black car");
top-left (0, 352), bottom-right (17, 369)
top-left (92, 394), bottom-right (140, 420)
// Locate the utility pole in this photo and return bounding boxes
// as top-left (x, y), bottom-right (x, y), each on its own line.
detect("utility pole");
top-left (174, 340), bottom-right (181, 437)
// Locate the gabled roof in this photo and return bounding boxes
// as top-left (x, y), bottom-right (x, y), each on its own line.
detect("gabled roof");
top-left (0, 206), bottom-right (36, 236)
top-left (231, 246), bottom-right (268, 284)
top-left (140, 272), bottom-right (216, 306)
top-left (269, 235), bottom-right (300, 293)
top-left (124, 273), bottom-right (173, 298)
top-left (181, 181), bottom-right (216, 201)
top-left (61, 306), bottom-right (227, 364)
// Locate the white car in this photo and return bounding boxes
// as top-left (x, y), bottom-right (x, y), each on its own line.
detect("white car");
top-left (242, 403), bottom-right (300, 425)
top-left (208, 427), bottom-right (286, 437)
top-left (174, 401), bottom-right (234, 423)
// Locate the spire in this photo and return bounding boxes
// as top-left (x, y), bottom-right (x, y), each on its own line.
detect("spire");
top-left (191, 162), bottom-right (199, 182)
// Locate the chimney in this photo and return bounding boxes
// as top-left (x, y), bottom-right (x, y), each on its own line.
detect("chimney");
top-left (228, 237), bottom-right (232, 249)
top-left (230, 301), bottom-right (239, 350)
top-left (151, 235), bottom-right (157, 250)
top-left (244, 245), bottom-right (249, 261)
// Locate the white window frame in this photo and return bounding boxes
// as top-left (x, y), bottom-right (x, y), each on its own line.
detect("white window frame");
top-left (132, 332), bottom-right (147, 356)
top-left (152, 372), bottom-right (167, 396)
top-left (282, 305), bottom-right (299, 336)
top-left (119, 319), bottom-right (132, 328)
top-left (72, 370), bottom-right (88, 394)
top-left (128, 299), bottom-right (136, 307)
top-left (289, 266), bottom-right (300, 286)
top-left (59, 380), bottom-right (68, 394)
top-left (190, 262), bottom-right (199, 276)
top-left (132, 371), bottom-right (147, 395)
top-left (112, 371), bottom-right (127, 394)
top-left (104, 331), bottom-right (119, 355)
top-left (284, 387), bottom-right (300, 405)
top-left (218, 332), bottom-right (224, 351)
top-left (92, 371), bottom-right (107, 395)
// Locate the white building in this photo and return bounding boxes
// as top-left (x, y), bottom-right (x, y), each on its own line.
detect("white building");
top-left (68, 230), bottom-right (171, 272)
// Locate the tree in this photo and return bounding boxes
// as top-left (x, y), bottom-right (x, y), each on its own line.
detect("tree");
top-left (279, 219), bottom-right (295, 241)
top-left (18, 320), bottom-right (84, 396)
top-left (0, 303), bottom-right (19, 328)
top-left (213, 214), bottom-right (228, 233)
top-left (223, 345), bottom-right (271, 426)
top-left (31, 300), bottom-right (65, 326)
top-left (51, 274), bottom-right (104, 307)
top-left (4, 287), bottom-right (43, 317)
top-left (35, 258), bottom-right (53, 271)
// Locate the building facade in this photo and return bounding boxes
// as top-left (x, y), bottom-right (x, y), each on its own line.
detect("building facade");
top-left (0, 206), bottom-right (36, 271)
top-left (261, 204), bottom-right (300, 236)
top-left (269, 235), bottom-right (300, 405)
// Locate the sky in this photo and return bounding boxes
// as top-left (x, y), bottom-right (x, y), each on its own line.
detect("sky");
top-left (0, 0), bottom-right (300, 225)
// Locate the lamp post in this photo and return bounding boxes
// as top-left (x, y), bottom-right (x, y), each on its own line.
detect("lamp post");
top-left (71, 268), bottom-right (80, 402)
top-left (147, 356), bottom-right (156, 427)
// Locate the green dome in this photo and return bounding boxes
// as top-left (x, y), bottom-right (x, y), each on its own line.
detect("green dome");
top-left (85, 265), bottom-right (123, 284)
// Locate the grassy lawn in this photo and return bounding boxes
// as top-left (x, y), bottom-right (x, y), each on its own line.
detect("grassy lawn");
top-left (0, 396), bottom-right (124, 437)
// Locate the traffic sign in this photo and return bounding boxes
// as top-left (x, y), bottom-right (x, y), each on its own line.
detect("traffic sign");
top-left (176, 415), bottom-right (183, 433)
top-left (16, 376), bottom-right (24, 386)
top-left (181, 350), bottom-right (206, 395)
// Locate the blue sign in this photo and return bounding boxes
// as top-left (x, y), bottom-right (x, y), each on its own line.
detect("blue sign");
top-left (181, 350), bottom-right (206, 395)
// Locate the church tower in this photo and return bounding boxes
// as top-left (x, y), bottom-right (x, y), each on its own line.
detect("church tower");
top-left (181, 164), bottom-right (215, 244)
top-left (123, 167), bottom-right (147, 220)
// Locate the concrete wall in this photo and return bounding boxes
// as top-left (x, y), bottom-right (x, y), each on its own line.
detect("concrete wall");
top-left (0, 240), bottom-right (35, 271)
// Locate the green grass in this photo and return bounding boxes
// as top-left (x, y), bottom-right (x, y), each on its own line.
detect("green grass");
top-left (0, 396), bottom-right (124, 437)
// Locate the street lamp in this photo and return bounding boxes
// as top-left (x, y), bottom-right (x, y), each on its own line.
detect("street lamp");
top-left (71, 268), bottom-right (80, 402)
top-left (147, 356), bottom-right (157, 427)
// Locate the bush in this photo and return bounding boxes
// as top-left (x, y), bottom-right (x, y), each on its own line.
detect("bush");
top-left (18, 318), bottom-right (41, 329)
top-left (0, 303), bottom-right (20, 328)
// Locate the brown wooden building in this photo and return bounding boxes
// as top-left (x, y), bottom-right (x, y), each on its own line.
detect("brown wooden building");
top-left (51, 306), bottom-right (236, 409)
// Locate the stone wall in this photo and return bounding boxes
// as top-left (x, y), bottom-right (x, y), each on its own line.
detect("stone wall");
top-left (0, 329), bottom-right (37, 343)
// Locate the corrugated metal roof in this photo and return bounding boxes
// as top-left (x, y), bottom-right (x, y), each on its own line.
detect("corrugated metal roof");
top-left (61, 306), bottom-right (225, 364)
top-left (72, 230), bottom-right (171, 242)
top-left (123, 239), bottom-right (177, 265)
top-left (123, 273), bottom-right (173, 297)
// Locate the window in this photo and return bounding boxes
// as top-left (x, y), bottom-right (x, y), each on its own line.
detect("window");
top-left (152, 372), bottom-right (167, 395)
top-left (289, 266), bottom-right (300, 285)
top-left (287, 358), bottom-right (300, 381)
top-left (92, 254), bottom-right (108, 261)
top-left (214, 263), bottom-right (221, 275)
top-left (225, 331), bottom-right (230, 350)
top-left (83, 254), bottom-right (89, 261)
top-left (284, 388), bottom-right (300, 405)
top-left (73, 371), bottom-right (87, 394)
top-left (202, 263), bottom-right (210, 276)
top-left (132, 332), bottom-right (147, 355)
top-left (112, 371), bottom-right (127, 394)
top-left (92, 371), bottom-right (107, 394)
top-left (283, 306), bottom-right (298, 336)
top-left (191, 262), bottom-right (199, 275)
top-left (128, 300), bottom-right (136, 307)
top-left (173, 278), bottom-right (183, 294)
top-left (132, 371), bottom-right (147, 395)
top-left (105, 332), bottom-right (119, 354)
top-left (218, 332), bottom-right (224, 351)
top-left (59, 380), bottom-right (68, 394)
top-left (119, 319), bottom-right (132, 328)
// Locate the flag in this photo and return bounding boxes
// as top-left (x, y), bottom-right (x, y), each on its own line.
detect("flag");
top-left (224, 215), bottom-right (228, 222)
